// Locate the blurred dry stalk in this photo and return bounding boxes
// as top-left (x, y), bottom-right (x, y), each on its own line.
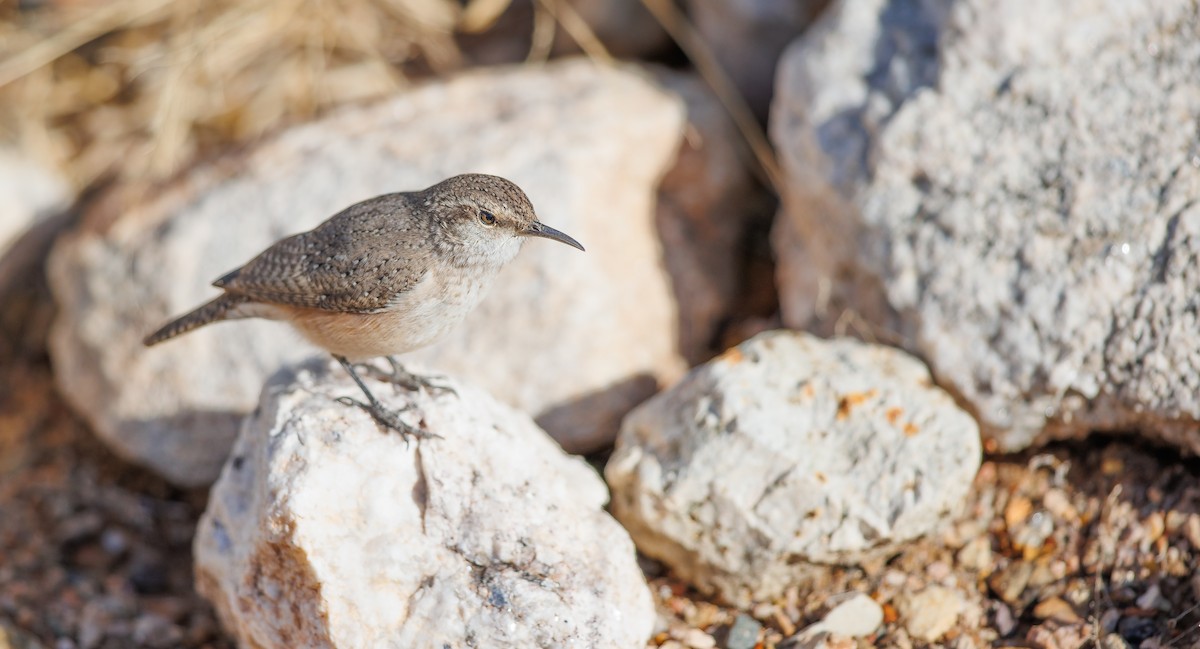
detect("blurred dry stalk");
top-left (0, 0), bottom-right (516, 189)
top-left (635, 0), bottom-right (781, 195)
top-left (0, 0), bottom-right (775, 201)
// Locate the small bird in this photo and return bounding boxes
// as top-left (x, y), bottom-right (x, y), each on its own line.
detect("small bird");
top-left (144, 173), bottom-right (584, 440)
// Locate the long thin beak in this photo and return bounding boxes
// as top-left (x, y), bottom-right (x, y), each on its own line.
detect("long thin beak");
top-left (522, 220), bottom-right (585, 251)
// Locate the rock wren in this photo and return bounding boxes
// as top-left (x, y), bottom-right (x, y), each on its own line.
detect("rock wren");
top-left (144, 173), bottom-right (584, 439)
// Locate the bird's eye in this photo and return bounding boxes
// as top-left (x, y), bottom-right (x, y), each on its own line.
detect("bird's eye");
top-left (479, 210), bottom-right (497, 226)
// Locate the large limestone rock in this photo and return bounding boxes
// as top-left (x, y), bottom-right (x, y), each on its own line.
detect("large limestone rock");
top-left (606, 331), bottom-right (981, 606)
top-left (196, 358), bottom-right (653, 648)
top-left (48, 59), bottom-right (753, 486)
top-left (771, 0), bottom-right (1200, 452)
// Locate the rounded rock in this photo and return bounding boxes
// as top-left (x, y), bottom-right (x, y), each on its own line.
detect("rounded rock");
top-left (195, 358), bottom-right (654, 648)
top-left (606, 330), bottom-right (981, 605)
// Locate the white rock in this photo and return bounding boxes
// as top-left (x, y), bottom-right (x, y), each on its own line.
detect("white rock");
top-left (0, 148), bottom-right (71, 293)
top-left (771, 0), bottom-right (1200, 453)
top-left (195, 357), bottom-right (654, 649)
top-left (819, 593), bottom-right (885, 637)
top-left (792, 593), bottom-right (884, 646)
top-left (898, 586), bottom-right (962, 642)
top-left (48, 59), bottom-right (752, 486)
top-left (605, 330), bottom-right (980, 605)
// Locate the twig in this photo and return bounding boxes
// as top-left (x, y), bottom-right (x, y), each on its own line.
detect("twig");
top-left (535, 0), bottom-right (613, 64)
top-left (636, 0), bottom-right (782, 194)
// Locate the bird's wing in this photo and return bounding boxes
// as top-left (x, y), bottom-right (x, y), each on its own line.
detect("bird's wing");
top-left (214, 197), bottom-right (431, 313)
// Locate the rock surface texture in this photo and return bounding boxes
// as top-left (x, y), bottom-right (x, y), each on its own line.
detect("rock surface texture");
top-left (605, 330), bottom-right (981, 606)
top-left (195, 358), bottom-right (653, 649)
top-left (48, 59), bottom-right (751, 485)
top-left (771, 0), bottom-right (1200, 453)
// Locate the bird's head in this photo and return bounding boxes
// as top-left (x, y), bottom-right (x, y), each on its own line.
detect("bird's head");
top-left (425, 174), bottom-right (584, 267)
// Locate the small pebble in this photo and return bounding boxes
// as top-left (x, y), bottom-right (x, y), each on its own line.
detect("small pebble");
top-left (724, 614), bottom-right (761, 649)
top-left (958, 536), bottom-right (993, 573)
top-left (926, 561), bottom-right (951, 582)
top-left (132, 613), bottom-right (184, 649)
top-left (772, 608), bottom-right (796, 637)
top-left (751, 602), bottom-right (775, 621)
top-left (1117, 616), bottom-right (1157, 644)
top-left (1135, 583), bottom-right (1168, 611)
top-left (1101, 633), bottom-right (1130, 649)
top-left (99, 528), bottom-right (128, 556)
top-left (1042, 488), bottom-right (1076, 520)
top-left (993, 602), bottom-right (1016, 637)
top-left (821, 593), bottom-right (883, 638)
top-left (988, 561), bottom-right (1033, 606)
top-left (1099, 609), bottom-right (1121, 633)
top-left (1032, 597), bottom-right (1081, 624)
top-left (899, 586), bottom-right (961, 642)
top-left (1184, 514), bottom-right (1200, 549)
top-left (681, 628), bottom-right (715, 649)
top-left (128, 551), bottom-right (169, 595)
top-left (1004, 495), bottom-right (1032, 529)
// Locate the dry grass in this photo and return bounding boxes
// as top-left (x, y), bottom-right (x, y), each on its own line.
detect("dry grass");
top-left (0, 0), bottom-right (493, 189)
top-left (1, 0), bottom-right (780, 204)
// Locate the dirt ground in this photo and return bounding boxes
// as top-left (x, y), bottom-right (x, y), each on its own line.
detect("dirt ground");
top-left (2, 263), bottom-right (1199, 649)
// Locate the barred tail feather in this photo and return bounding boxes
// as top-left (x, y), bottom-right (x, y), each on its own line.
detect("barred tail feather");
top-left (143, 293), bottom-right (251, 346)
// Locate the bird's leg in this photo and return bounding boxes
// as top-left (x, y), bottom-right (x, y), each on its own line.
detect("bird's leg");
top-left (360, 356), bottom-right (457, 396)
top-left (333, 355), bottom-right (440, 442)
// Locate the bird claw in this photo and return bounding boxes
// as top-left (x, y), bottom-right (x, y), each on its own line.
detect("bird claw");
top-left (360, 357), bottom-right (458, 397)
top-left (335, 396), bottom-right (440, 444)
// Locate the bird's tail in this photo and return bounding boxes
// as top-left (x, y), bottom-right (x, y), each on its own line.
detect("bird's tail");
top-left (143, 293), bottom-right (252, 346)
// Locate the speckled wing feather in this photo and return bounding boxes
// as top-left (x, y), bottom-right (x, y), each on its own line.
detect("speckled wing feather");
top-left (214, 194), bottom-right (433, 313)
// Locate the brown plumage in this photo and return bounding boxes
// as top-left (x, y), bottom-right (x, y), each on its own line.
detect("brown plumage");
top-left (143, 293), bottom-right (252, 346)
top-left (144, 173), bottom-right (584, 439)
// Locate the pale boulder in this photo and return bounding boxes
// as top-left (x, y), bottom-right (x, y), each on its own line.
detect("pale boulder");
top-left (771, 0), bottom-right (1200, 453)
top-left (48, 59), bottom-right (751, 485)
top-left (606, 330), bottom-right (981, 606)
top-left (195, 358), bottom-right (654, 648)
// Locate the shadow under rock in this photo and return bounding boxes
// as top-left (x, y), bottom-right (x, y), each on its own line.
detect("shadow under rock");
top-left (0, 208), bottom-right (75, 362)
top-left (536, 372), bottom-right (660, 455)
top-left (653, 157), bottom-right (779, 366)
top-left (121, 356), bottom-right (337, 483)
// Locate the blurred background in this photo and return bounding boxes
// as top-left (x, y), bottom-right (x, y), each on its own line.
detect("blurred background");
top-left (3, 1), bottom-right (1200, 648)
top-left (0, 0), bottom-right (815, 192)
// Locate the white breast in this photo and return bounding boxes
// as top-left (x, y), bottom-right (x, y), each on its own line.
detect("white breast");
top-left (283, 269), bottom-right (492, 361)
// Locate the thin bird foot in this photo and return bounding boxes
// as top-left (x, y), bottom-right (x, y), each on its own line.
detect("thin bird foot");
top-left (364, 356), bottom-right (458, 396)
top-left (334, 396), bottom-right (440, 443)
top-left (334, 355), bottom-right (442, 444)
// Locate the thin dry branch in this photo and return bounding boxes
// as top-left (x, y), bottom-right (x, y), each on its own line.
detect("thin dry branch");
top-left (636, 0), bottom-right (783, 195)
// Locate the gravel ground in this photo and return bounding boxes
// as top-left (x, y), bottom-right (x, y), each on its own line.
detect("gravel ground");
top-left (2, 271), bottom-right (1198, 649)
top-left (645, 441), bottom-right (1200, 648)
